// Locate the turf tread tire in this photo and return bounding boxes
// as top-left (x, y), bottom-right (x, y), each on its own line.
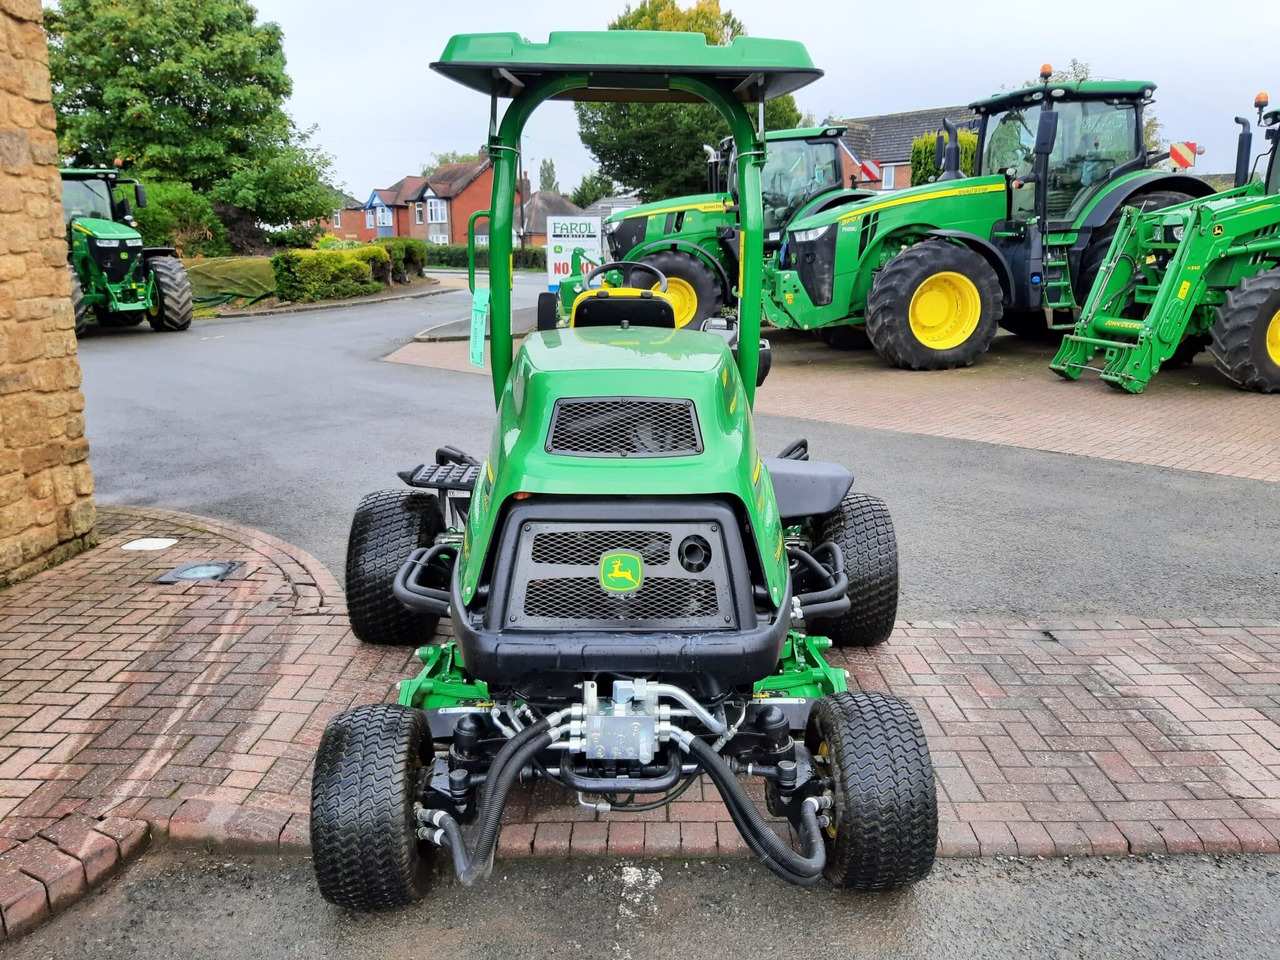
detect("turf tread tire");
top-left (311, 704), bottom-right (429, 910)
top-left (146, 256), bottom-right (194, 332)
top-left (346, 490), bottom-right (444, 646)
top-left (639, 249), bottom-right (723, 328)
top-left (811, 493), bottom-right (898, 648)
top-left (865, 240), bottom-right (1002, 370)
top-left (1208, 267), bottom-right (1280, 393)
top-left (806, 691), bottom-right (937, 890)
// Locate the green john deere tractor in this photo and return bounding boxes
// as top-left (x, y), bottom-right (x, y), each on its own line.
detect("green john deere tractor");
top-left (61, 168), bottom-right (194, 336)
top-left (764, 69), bottom-right (1215, 370)
top-left (310, 30), bottom-right (937, 911)
top-left (588, 126), bottom-right (863, 328)
top-left (1051, 93), bottom-right (1280, 393)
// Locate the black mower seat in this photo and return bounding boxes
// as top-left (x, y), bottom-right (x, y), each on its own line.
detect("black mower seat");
top-left (764, 456), bottom-right (853, 521)
top-left (571, 289), bottom-right (676, 329)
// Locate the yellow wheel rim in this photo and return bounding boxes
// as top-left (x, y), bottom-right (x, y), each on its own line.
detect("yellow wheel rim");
top-left (1267, 307), bottom-right (1280, 366)
top-left (908, 270), bottom-right (982, 351)
top-left (655, 277), bottom-right (698, 328)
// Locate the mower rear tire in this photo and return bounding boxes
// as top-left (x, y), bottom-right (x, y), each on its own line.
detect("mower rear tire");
top-left (145, 257), bottom-right (194, 332)
top-left (639, 250), bottom-right (723, 329)
top-left (311, 704), bottom-right (431, 910)
top-left (806, 691), bottom-right (937, 890)
top-left (1209, 267), bottom-right (1280, 393)
top-left (346, 490), bottom-right (445, 646)
top-left (811, 493), bottom-right (898, 648)
top-left (866, 241), bottom-right (1001, 370)
top-left (69, 268), bottom-right (88, 336)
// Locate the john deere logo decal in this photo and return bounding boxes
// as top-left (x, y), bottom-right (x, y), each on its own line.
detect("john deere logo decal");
top-left (600, 552), bottom-right (643, 593)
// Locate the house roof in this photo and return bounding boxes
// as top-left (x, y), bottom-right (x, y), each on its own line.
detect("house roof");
top-left (426, 158), bottom-right (490, 198)
top-left (840, 105), bottom-right (977, 165)
top-left (382, 175), bottom-right (432, 206)
top-left (521, 191), bottom-right (584, 235)
top-left (582, 193), bottom-right (641, 220)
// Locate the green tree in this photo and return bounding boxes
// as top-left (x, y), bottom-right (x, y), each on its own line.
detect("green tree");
top-left (575, 0), bottom-right (802, 201)
top-left (46, 0), bottom-right (335, 230)
top-left (570, 170), bottom-right (616, 209)
top-left (132, 181), bottom-right (229, 257)
top-left (538, 158), bottom-right (560, 193)
top-left (909, 129), bottom-right (978, 186)
top-left (421, 149), bottom-right (483, 175)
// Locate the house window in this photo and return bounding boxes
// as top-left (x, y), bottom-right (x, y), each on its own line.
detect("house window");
top-left (881, 164), bottom-right (895, 190)
top-left (332, 210), bottom-right (341, 228)
top-left (376, 206), bottom-right (393, 227)
top-left (427, 198), bottom-right (447, 223)
top-left (430, 232), bottom-right (451, 245)
top-left (414, 202), bottom-right (424, 225)
top-left (365, 209), bottom-right (375, 229)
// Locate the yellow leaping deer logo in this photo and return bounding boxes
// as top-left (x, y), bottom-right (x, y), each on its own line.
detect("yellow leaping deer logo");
top-left (599, 552), bottom-right (644, 593)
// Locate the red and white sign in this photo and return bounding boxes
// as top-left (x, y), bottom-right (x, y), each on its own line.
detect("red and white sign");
top-left (1170, 142), bottom-right (1197, 169)
top-left (859, 159), bottom-right (882, 182)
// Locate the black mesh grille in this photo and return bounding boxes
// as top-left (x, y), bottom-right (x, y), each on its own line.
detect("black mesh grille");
top-left (548, 398), bottom-right (702, 458)
top-left (608, 217), bottom-right (647, 259)
top-left (788, 227), bottom-right (837, 307)
top-left (92, 244), bottom-right (132, 284)
top-left (523, 577), bottom-right (720, 622)
top-left (531, 529), bottom-right (670, 565)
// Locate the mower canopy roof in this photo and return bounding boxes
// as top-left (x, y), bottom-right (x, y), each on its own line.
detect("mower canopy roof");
top-left (430, 31), bottom-right (821, 103)
top-left (969, 80), bottom-right (1157, 114)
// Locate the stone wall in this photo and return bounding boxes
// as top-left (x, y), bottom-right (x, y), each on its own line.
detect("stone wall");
top-left (0, 0), bottom-right (95, 585)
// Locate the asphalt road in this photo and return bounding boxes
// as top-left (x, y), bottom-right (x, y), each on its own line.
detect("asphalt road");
top-left (77, 278), bottom-right (1277, 619)
top-left (10, 852), bottom-right (1280, 960)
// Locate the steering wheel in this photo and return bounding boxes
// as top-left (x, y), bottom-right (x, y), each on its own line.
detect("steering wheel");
top-left (583, 260), bottom-right (668, 292)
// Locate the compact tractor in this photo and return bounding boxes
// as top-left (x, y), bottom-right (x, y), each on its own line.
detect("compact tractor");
top-left (764, 69), bottom-right (1214, 370)
top-left (1051, 93), bottom-right (1280, 393)
top-left (61, 167), bottom-right (193, 336)
top-left (311, 31), bottom-right (937, 910)
top-left (591, 126), bottom-right (862, 328)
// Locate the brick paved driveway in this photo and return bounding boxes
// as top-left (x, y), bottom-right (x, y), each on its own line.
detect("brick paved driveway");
top-left (1, 506), bottom-right (1279, 936)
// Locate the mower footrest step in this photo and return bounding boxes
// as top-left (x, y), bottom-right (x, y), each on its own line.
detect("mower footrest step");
top-left (399, 462), bottom-right (479, 492)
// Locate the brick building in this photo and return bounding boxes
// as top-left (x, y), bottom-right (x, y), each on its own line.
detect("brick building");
top-left (843, 105), bottom-right (977, 190)
top-left (0, 1), bottom-right (96, 585)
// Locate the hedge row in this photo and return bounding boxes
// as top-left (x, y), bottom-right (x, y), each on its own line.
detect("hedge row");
top-left (271, 246), bottom-right (390, 302)
top-left (422, 244), bottom-right (547, 271)
top-left (910, 129), bottom-right (979, 187)
top-left (374, 237), bottom-right (429, 282)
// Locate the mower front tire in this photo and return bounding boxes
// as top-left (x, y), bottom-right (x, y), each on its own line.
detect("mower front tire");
top-left (69, 268), bottom-right (88, 337)
top-left (866, 240), bottom-right (1002, 370)
top-left (811, 493), bottom-right (898, 648)
top-left (146, 256), bottom-right (194, 332)
top-left (806, 692), bottom-right (937, 890)
top-left (346, 490), bottom-right (445, 646)
top-left (311, 704), bottom-right (431, 910)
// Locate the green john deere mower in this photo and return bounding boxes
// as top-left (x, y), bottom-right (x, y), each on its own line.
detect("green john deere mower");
top-left (589, 125), bottom-right (864, 328)
top-left (1051, 92), bottom-right (1280, 393)
top-left (764, 68), bottom-right (1214, 370)
top-left (61, 167), bottom-right (194, 336)
top-left (310, 31), bottom-right (936, 911)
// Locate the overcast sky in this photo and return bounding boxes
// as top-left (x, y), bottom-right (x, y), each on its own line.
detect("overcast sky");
top-left (253, 0), bottom-right (1278, 198)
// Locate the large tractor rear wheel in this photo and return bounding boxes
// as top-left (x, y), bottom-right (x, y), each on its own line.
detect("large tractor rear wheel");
top-left (806, 692), bottom-right (937, 890)
top-left (68, 268), bottom-right (88, 336)
top-left (346, 490), bottom-right (445, 646)
top-left (639, 250), bottom-right (723, 328)
top-left (1208, 267), bottom-right (1280, 393)
top-left (145, 257), bottom-right (194, 332)
top-left (866, 241), bottom-right (1001, 370)
top-left (1077, 190), bottom-right (1198, 298)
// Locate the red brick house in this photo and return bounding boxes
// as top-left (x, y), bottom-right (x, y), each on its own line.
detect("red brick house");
top-left (842, 105), bottom-right (976, 191)
top-left (334, 151), bottom-right (524, 246)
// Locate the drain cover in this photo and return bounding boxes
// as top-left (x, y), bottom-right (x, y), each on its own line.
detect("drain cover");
top-left (122, 538), bottom-right (179, 551)
top-left (155, 561), bottom-right (243, 584)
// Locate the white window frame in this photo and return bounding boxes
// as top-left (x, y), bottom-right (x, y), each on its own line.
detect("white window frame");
top-left (332, 210), bottom-right (341, 228)
top-left (881, 164), bottom-right (895, 190)
top-left (414, 202), bottom-right (424, 225)
top-left (463, 233), bottom-right (481, 247)
top-left (427, 198), bottom-right (447, 223)
top-left (376, 205), bottom-right (393, 227)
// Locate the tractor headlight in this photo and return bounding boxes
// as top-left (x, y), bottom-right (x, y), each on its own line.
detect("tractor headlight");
top-left (125, 238), bottom-right (144, 247)
top-left (1164, 224), bottom-right (1185, 243)
top-left (605, 220), bottom-right (621, 235)
top-left (790, 224), bottom-right (832, 243)
top-left (94, 239), bottom-right (120, 248)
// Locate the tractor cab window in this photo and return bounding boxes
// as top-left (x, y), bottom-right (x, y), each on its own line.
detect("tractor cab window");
top-left (62, 179), bottom-right (113, 224)
top-left (750, 139), bottom-right (842, 235)
top-left (1045, 100), bottom-right (1140, 219)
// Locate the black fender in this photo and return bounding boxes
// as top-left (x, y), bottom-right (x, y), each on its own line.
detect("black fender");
top-left (1068, 172), bottom-right (1216, 287)
top-left (142, 247), bottom-right (179, 260)
top-left (925, 228), bottom-right (1014, 306)
top-left (628, 237), bottom-right (736, 301)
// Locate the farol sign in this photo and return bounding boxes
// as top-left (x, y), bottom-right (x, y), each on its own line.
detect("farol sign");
top-left (546, 216), bottom-right (602, 291)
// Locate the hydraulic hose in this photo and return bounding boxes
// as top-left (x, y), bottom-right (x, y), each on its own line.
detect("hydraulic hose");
top-left (682, 734), bottom-right (827, 886)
